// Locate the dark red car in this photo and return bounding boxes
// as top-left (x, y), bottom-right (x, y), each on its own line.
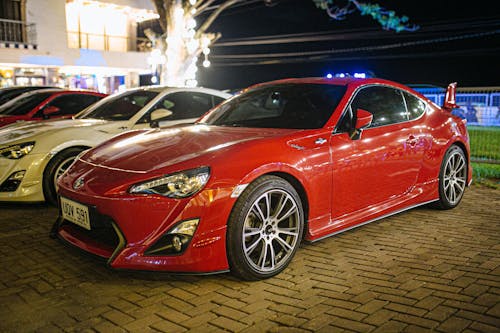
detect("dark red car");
top-left (0, 89), bottom-right (106, 127)
top-left (0, 86), bottom-right (61, 106)
top-left (52, 78), bottom-right (471, 280)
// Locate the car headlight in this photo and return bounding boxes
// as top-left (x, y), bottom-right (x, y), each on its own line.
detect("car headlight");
top-left (0, 142), bottom-right (35, 159)
top-left (129, 166), bottom-right (210, 198)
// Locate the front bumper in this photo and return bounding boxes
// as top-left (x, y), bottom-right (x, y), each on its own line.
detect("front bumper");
top-left (0, 153), bottom-right (49, 202)
top-left (52, 187), bottom-right (234, 273)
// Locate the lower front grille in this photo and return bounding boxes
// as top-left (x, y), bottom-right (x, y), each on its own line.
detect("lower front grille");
top-left (0, 171), bottom-right (25, 192)
top-left (58, 205), bottom-right (124, 256)
top-left (0, 179), bottom-right (21, 192)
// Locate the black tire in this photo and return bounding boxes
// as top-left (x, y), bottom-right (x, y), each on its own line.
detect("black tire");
top-left (43, 147), bottom-right (85, 206)
top-left (227, 175), bottom-right (304, 280)
top-left (432, 145), bottom-right (467, 210)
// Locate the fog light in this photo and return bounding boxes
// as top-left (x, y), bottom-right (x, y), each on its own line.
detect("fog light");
top-left (0, 170), bottom-right (26, 192)
top-left (144, 219), bottom-right (200, 256)
top-left (172, 236), bottom-right (182, 252)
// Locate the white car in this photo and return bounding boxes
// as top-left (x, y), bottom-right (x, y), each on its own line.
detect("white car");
top-left (0, 86), bottom-right (231, 204)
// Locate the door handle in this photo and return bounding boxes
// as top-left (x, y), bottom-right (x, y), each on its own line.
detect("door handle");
top-left (315, 138), bottom-right (327, 145)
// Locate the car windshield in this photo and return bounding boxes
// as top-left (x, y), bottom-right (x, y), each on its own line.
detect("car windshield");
top-left (0, 92), bottom-right (53, 116)
top-left (77, 90), bottom-right (158, 121)
top-left (200, 83), bottom-right (347, 129)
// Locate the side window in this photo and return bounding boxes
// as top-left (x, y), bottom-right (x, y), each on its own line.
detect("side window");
top-left (403, 92), bottom-right (427, 120)
top-left (167, 92), bottom-right (213, 120)
top-left (350, 86), bottom-right (408, 127)
top-left (45, 94), bottom-right (101, 115)
top-left (138, 92), bottom-right (216, 123)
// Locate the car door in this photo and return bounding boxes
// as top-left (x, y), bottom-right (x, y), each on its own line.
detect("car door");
top-left (133, 91), bottom-right (222, 129)
top-left (330, 85), bottom-right (423, 220)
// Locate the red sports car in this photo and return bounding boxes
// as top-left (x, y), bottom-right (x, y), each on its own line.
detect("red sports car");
top-left (0, 89), bottom-right (106, 127)
top-left (52, 78), bottom-right (471, 280)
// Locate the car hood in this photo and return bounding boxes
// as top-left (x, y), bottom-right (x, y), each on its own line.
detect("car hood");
top-left (82, 124), bottom-right (295, 173)
top-left (0, 118), bottom-right (126, 145)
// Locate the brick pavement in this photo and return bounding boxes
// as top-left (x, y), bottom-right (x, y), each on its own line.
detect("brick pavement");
top-left (0, 185), bottom-right (499, 333)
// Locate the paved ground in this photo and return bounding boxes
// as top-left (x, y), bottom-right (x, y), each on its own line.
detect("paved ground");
top-left (0, 185), bottom-right (499, 333)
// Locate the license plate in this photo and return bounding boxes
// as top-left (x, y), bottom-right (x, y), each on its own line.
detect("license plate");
top-left (60, 197), bottom-right (91, 230)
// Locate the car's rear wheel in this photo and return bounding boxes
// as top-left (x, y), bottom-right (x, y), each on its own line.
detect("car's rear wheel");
top-left (434, 145), bottom-right (467, 210)
top-left (43, 147), bottom-right (85, 206)
top-left (227, 176), bottom-right (304, 280)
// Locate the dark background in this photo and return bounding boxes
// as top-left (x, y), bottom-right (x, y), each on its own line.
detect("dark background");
top-left (194, 0), bottom-right (499, 90)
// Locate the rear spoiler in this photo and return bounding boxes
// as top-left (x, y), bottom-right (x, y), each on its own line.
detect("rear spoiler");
top-left (443, 82), bottom-right (459, 111)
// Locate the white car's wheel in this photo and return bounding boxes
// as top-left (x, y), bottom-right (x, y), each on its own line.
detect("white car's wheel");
top-left (43, 147), bottom-right (85, 206)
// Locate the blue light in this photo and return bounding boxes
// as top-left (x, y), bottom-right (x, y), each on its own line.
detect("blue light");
top-left (75, 49), bottom-right (107, 67)
top-left (20, 55), bottom-right (64, 66)
top-left (354, 72), bottom-right (366, 78)
top-left (326, 73), bottom-right (333, 79)
top-left (338, 73), bottom-right (345, 78)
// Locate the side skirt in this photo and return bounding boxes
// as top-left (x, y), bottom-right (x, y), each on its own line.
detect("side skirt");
top-left (308, 199), bottom-right (438, 243)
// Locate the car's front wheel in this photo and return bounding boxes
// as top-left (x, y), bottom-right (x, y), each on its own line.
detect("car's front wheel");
top-left (434, 145), bottom-right (467, 210)
top-left (43, 147), bottom-right (85, 206)
top-left (227, 176), bottom-right (304, 280)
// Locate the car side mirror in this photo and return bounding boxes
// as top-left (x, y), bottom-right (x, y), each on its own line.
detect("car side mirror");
top-left (350, 108), bottom-right (373, 140)
top-left (42, 105), bottom-right (61, 118)
top-left (355, 108), bottom-right (373, 129)
top-left (150, 108), bottom-right (173, 128)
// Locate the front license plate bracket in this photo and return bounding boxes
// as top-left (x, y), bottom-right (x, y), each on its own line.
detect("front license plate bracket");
top-left (60, 197), bottom-right (91, 230)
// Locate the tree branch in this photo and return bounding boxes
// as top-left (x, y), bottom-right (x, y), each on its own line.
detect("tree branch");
top-left (195, 0), bottom-right (243, 38)
top-left (194, 0), bottom-right (217, 16)
top-left (152, 0), bottom-right (169, 33)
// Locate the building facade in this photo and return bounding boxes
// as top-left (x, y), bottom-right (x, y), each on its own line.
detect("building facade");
top-left (0, 0), bottom-right (157, 93)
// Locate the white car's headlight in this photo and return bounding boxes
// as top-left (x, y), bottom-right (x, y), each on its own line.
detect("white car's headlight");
top-left (129, 167), bottom-right (210, 198)
top-left (0, 142), bottom-right (35, 159)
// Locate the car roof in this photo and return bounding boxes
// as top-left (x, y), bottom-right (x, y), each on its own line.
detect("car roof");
top-left (248, 77), bottom-right (417, 95)
top-left (18, 88), bottom-right (105, 95)
top-left (126, 85), bottom-right (230, 95)
top-left (0, 86), bottom-right (60, 92)
top-left (254, 77), bottom-right (407, 88)
top-left (24, 88), bottom-right (66, 93)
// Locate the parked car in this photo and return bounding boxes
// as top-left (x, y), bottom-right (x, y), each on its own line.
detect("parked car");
top-left (0, 89), bottom-right (106, 128)
top-left (0, 86), bottom-right (62, 106)
top-left (0, 86), bottom-right (230, 205)
top-left (51, 78), bottom-right (472, 280)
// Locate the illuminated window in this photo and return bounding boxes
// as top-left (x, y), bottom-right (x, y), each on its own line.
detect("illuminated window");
top-left (65, 0), bottom-right (157, 52)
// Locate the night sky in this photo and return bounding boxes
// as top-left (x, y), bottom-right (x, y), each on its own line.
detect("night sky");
top-left (196, 0), bottom-right (500, 90)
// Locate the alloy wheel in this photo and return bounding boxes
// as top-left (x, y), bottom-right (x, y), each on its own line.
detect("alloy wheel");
top-left (443, 150), bottom-right (467, 205)
top-left (242, 189), bottom-right (300, 273)
top-left (53, 156), bottom-right (76, 192)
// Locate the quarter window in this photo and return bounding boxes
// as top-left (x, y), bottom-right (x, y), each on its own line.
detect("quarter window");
top-left (350, 86), bottom-right (408, 127)
top-left (403, 92), bottom-right (427, 120)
